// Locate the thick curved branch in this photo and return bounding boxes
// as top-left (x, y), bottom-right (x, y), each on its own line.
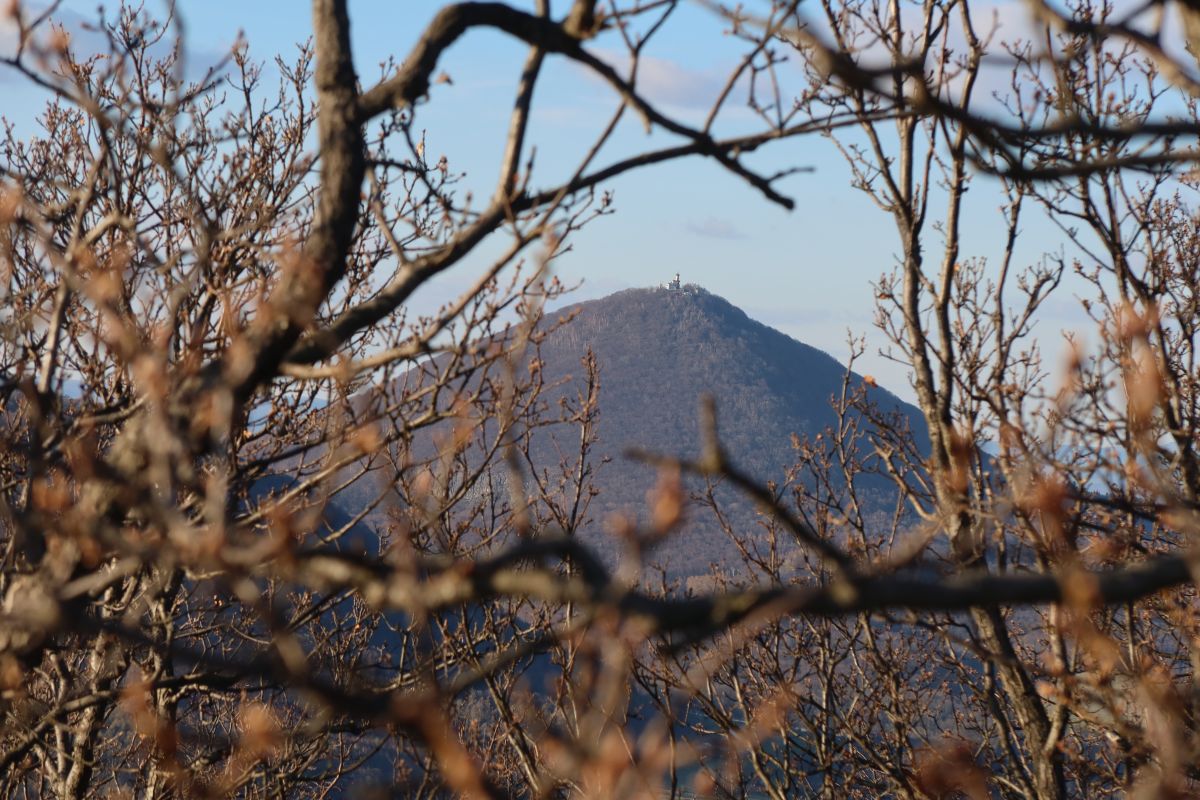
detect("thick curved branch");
top-left (221, 0), bottom-right (366, 399)
top-left (275, 534), bottom-right (1199, 638)
top-left (357, 2), bottom-right (794, 207)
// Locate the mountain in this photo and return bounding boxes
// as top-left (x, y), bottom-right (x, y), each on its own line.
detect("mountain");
top-left (521, 284), bottom-right (927, 578)
top-left (314, 283), bottom-right (926, 580)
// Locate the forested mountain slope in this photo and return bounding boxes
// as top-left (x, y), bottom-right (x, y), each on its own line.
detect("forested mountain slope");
top-left (520, 284), bottom-right (927, 577)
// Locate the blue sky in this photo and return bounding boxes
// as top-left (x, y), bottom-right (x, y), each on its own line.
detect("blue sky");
top-left (1, 0), bottom-right (1101, 400)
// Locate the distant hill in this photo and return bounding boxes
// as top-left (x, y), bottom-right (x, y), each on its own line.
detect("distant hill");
top-left (520, 284), bottom-right (927, 578)
top-left (317, 284), bottom-right (927, 580)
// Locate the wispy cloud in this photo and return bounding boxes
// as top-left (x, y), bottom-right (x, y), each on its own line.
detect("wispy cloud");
top-left (589, 49), bottom-right (751, 112)
top-left (686, 217), bottom-right (747, 240)
top-left (629, 54), bottom-right (727, 110)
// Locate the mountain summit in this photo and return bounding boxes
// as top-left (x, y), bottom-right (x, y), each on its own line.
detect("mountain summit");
top-left (533, 284), bottom-right (924, 577)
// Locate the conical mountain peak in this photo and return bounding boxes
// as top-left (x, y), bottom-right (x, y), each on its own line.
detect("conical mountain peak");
top-left (531, 285), bottom-right (923, 577)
